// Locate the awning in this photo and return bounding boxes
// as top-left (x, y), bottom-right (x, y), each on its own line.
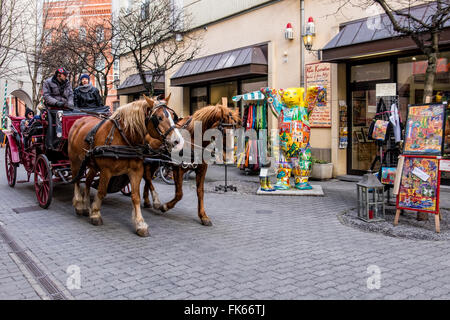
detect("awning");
top-left (171, 45), bottom-right (268, 86)
top-left (117, 71), bottom-right (165, 95)
top-left (232, 91), bottom-right (264, 102)
top-left (322, 3), bottom-right (450, 62)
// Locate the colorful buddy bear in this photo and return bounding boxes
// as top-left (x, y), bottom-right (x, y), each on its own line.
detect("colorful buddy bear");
top-left (261, 86), bottom-right (322, 191)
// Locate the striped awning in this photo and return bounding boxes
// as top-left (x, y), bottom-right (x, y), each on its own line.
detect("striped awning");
top-left (232, 91), bottom-right (264, 102)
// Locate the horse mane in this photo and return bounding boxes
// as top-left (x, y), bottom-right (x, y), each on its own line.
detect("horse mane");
top-left (187, 104), bottom-right (240, 132)
top-left (111, 99), bottom-right (149, 143)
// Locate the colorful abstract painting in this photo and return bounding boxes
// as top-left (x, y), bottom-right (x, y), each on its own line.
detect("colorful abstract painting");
top-left (397, 157), bottom-right (439, 213)
top-left (404, 104), bottom-right (446, 155)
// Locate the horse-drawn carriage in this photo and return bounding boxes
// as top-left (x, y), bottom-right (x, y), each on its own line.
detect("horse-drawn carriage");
top-left (3, 107), bottom-right (130, 209)
top-left (3, 94), bottom-right (241, 237)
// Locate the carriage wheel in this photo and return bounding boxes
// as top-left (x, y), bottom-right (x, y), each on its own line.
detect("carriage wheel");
top-left (120, 183), bottom-right (132, 197)
top-left (34, 154), bottom-right (53, 209)
top-left (5, 141), bottom-right (17, 187)
top-left (160, 165), bottom-right (175, 185)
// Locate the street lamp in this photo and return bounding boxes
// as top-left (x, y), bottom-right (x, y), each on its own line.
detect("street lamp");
top-left (302, 17), bottom-right (321, 60)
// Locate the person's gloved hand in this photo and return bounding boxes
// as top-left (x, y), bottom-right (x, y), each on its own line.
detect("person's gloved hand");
top-left (56, 101), bottom-right (65, 108)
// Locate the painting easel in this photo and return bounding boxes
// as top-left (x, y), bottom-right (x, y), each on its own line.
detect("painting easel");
top-left (394, 155), bottom-right (442, 233)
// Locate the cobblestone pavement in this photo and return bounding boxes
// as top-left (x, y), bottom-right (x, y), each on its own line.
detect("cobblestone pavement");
top-left (1, 149), bottom-right (450, 300)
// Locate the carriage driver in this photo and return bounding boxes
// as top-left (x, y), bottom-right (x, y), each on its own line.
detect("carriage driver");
top-left (42, 67), bottom-right (74, 109)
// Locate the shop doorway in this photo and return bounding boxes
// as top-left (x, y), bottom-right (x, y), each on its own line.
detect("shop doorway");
top-left (347, 60), bottom-right (396, 175)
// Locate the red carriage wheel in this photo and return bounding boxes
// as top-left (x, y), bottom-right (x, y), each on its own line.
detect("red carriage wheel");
top-left (34, 154), bottom-right (53, 209)
top-left (5, 141), bottom-right (17, 187)
top-left (120, 183), bottom-right (132, 196)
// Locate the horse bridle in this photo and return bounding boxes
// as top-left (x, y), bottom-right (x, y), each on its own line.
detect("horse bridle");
top-left (146, 102), bottom-right (180, 140)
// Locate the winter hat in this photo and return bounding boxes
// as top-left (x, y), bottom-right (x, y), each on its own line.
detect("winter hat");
top-left (55, 67), bottom-right (68, 76)
top-left (25, 107), bottom-right (34, 117)
top-left (79, 74), bottom-right (90, 83)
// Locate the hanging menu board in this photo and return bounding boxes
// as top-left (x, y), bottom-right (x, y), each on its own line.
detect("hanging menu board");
top-left (305, 62), bottom-right (331, 128)
top-left (397, 156), bottom-right (440, 213)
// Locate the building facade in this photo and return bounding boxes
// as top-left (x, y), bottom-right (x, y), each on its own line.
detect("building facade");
top-left (118, 0), bottom-right (450, 179)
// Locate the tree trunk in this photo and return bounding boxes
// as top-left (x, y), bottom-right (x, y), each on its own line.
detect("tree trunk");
top-left (417, 51), bottom-right (438, 222)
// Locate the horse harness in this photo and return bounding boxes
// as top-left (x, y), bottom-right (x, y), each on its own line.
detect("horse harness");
top-left (71, 102), bottom-right (179, 183)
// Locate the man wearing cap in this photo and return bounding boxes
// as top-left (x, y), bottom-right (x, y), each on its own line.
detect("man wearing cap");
top-left (42, 67), bottom-right (74, 109)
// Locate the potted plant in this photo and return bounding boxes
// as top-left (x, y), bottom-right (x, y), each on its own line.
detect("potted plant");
top-left (310, 156), bottom-right (333, 180)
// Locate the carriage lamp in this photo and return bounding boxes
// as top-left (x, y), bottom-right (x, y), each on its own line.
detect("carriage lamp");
top-left (356, 172), bottom-right (385, 222)
top-left (56, 111), bottom-right (63, 138)
top-left (285, 23), bottom-right (294, 40)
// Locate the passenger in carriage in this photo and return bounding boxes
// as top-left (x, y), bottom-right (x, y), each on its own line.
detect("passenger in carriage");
top-left (20, 108), bottom-right (35, 133)
top-left (74, 74), bottom-right (103, 110)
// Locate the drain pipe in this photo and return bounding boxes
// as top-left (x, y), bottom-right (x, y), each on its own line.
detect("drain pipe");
top-left (300, 0), bottom-right (305, 87)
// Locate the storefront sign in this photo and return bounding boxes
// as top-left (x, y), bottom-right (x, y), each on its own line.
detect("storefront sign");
top-left (305, 62), bottom-right (331, 128)
top-left (376, 83), bottom-right (396, 97)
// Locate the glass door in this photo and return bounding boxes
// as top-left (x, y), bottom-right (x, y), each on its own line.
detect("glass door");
top-left (347, 60), bottom-right (394, 175)
top-left (350, 89), bottom-right (378, 173)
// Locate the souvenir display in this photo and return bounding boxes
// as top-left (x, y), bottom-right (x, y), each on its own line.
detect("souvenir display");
top-left (403, 104), bottom-right (446, 155)
top-left (233, 91), bottom-right (272, 191)
top-left (381, 167), bottom-right (396, 185)
top-left (372, 120), bottom-right (389, 141)
top-left (261, 86), bottom-right (321, 190)
top-left (397, 156), bottom-right (440, 213)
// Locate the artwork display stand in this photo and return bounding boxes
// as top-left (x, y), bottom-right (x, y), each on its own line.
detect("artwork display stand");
top-left (394, 103), bottom-right (447, 233)
top-left (394, 155), bottom-right (441, 233)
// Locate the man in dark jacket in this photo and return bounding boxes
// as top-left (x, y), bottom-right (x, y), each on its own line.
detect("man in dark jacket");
top-left (74, 74), bottom-right (103, 110)
top-left (42, 67), bottom-right (74, 109)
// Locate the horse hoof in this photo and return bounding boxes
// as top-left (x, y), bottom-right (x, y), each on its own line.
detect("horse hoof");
top-left (153, 203), bottom-right (162, 210)
top-left (143, 202), bottom-right (151, 208)
top-left (201, 219), bottom-right (212, 226)
top-left (160, 204), bottom-right (168, 213)
top-left (75, 209), bottom-right (84, 216)
top-left (136, 228), bottom-right (150, 237)
top-left (90, 217), bottom-right (103, 226)
top-left (82, 210), bottom-right (90, 217)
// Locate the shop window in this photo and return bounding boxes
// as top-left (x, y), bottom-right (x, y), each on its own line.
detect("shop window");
top-left (210, 81), bottom-right (237, 108)
top-left (398, 51), bottom-right (450, 182)
top-left (190, 86), bottom-right (208, 114)
top-left (351, 61), bottom-right (391, 83)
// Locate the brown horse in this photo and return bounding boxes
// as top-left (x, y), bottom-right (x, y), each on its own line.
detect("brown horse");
top-left (68, 95), bottom-right (183, 237)
top-left (142, 103), bottom-right (241, 226)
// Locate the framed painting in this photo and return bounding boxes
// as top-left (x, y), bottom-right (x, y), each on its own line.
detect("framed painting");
top-left (403, 103), bottom-right (446, 156)
top-left (396, 156), bottom-right (440, 214)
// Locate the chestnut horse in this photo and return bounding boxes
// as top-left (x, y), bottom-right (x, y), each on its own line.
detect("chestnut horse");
top-left (142, 103), bottom-right (241, 226)
top-left (68, 95), bottom-right (183, 237)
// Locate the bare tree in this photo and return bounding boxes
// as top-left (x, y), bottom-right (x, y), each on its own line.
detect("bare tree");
top-left (0, 0), bottom-right (22, 77)
top-left (117, 0), bottom-right (201, 95)
top-left (372, 0), bottom-right (449, 103)
top-left (18, 0), bottom-right (55, 108)
top-left (336, 0), bottom-right (450, 103)
top-left (56, 19), bottom-right (121, 105)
